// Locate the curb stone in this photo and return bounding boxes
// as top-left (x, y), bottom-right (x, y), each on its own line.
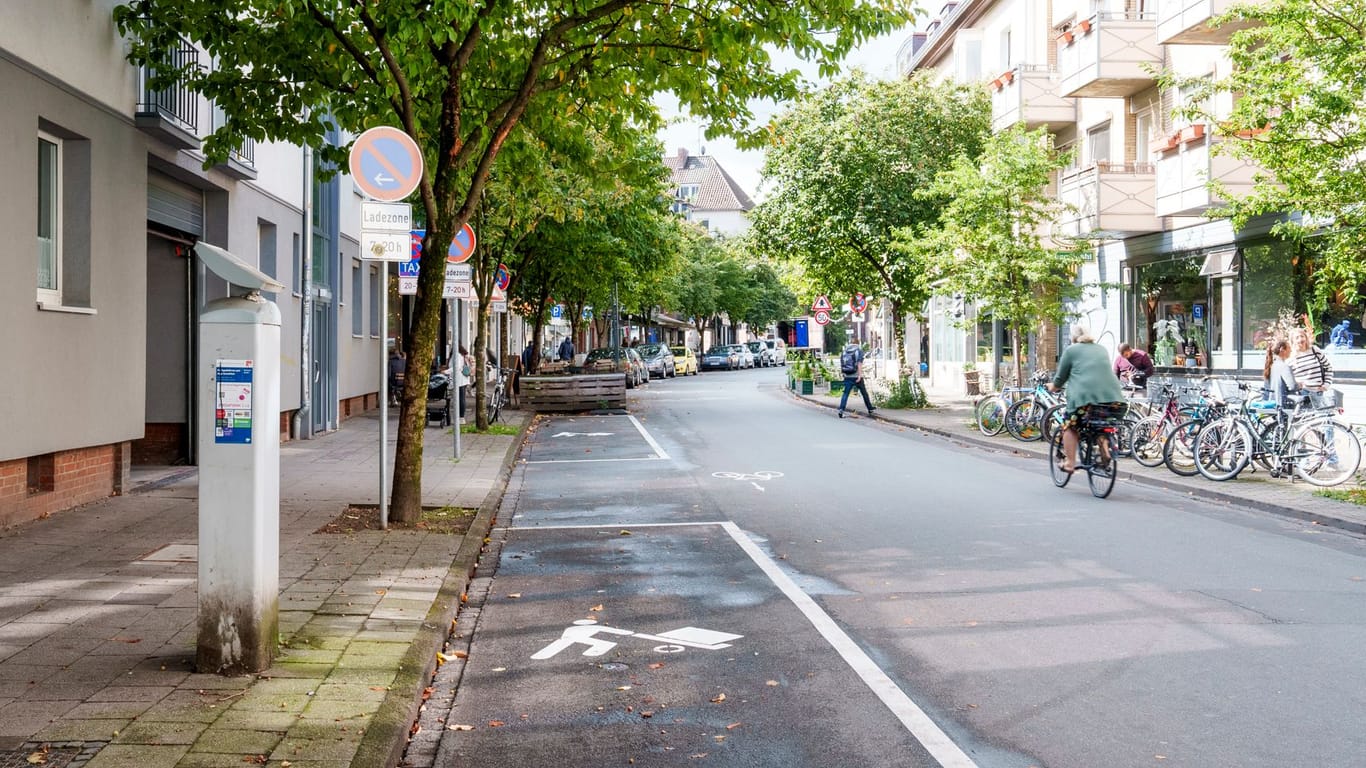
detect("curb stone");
top-left (792, 389), bottom-right (1366, 537)
top-left (351, 414), bottom-right (535, 768)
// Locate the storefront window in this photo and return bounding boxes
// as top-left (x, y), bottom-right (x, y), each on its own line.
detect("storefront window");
top-left (1132, 258), bottom-right (1205, 366)
top-left (1240, 240), bottom-right (1302, 353)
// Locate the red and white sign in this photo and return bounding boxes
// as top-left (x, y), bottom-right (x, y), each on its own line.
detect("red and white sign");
top-left (813, 309), bottom-right (831, 326)
top-left (849, 292), bottom-right (868, 314)
top-left (811, 295), bottom-right (833, 312)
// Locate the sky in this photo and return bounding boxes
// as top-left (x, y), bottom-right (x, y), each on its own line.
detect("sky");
top-left (655, 27), bottom-right (914, 201)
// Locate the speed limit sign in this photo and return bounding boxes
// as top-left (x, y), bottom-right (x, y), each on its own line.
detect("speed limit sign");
top-left (814, 309), bottom-right (831, 325)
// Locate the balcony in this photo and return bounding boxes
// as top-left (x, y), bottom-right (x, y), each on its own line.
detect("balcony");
top-left (215, 137), bottom-right (258, 180)
top-left (1057, 11), bottom-right (1162, 98)
top-left (1156, 0), bottom-right (1261, 44)
top-left (1057, 162), bottom-right (1159, 239)
top-left (134, 37), bottom-right (202, 151)
top-left (990, 66), bottom-right (1076, 133)
top-left (1153, 126), bottom-right (1257, 217)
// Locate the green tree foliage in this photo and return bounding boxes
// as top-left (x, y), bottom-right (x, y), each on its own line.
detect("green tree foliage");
top-left (1167, 0), bottom-right (1366, 315)
top-left (908, 126), bottom-right (1084, 385)
top-left (115, 0), bottom-right (909, 521)
top-left (751, 72), bottom-right (990, 367)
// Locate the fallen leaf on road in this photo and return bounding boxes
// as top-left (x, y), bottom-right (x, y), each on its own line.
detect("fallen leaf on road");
top-left (25, 753), bottom-right (46, 765)
top-left (281, 763), bottom-right (292, 768)
top-left (369, 686), bottom-right (389, 692)
top-left (710, 693), bottom-right (726, 703)
top-left (488, 720), bottom-right (505, 727)
top-left (714, 735), bottom-right (725, 742)
top-left (507, 593), bottom-right (522, 599)
top-left (448, 724), bottom-right (474, 731)
top-left (242, 757), bottom-right (267, 765)
top-left (619, 530), bottom-right (632, 536)
top-left (617, 686), bottom-right (632, 691)
top-left (641, 711), bottom-right (654, 718)
top-left (451, 650), bottom-right (469, 659)
top-left (648, 663), bottom-right (665, 670)
top-left (375, 589), bottom-right (387, 595)
top-left (765, 680), bottom-right (778, 687)
top-left (590, 605), bottom-right (604, 612)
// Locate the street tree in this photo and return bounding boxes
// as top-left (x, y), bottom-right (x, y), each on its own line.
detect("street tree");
top-left (667, 229), bottom-right (724, 355)
top-left (751, 72), bottom-right (990, 369)
top-left (907, 126), bottom-right (1084, 385)
top-left (1165, 0), bottom-right (1366, 317)
top-left (115, 0), bottom-right (910, 522)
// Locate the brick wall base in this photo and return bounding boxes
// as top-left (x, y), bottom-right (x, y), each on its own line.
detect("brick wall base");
top-left (132, 423), bottom-right (186, 465)
top-left (0, 443), bottom-right (125, 528)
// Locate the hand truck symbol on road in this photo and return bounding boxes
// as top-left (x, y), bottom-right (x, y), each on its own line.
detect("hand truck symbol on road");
top-left (530, 619), bottom-right (744, 660)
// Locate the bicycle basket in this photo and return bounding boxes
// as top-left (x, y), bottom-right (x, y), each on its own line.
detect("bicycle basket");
top-left (1310, 388), bottom-right (1344, 410)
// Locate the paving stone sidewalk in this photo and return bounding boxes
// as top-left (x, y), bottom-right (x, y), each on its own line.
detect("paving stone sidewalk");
top-left (0, 411), bottom-right (527, 768)
top-left (796, 382), bottom-right (1366, 534)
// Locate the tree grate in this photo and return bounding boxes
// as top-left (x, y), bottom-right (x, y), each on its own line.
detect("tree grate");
top-left (0, 741), bottom-right (106, 768)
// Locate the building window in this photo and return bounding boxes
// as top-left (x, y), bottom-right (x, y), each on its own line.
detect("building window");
top-left (955, 30), bottom-right (983, 82)
top-left (351, 260), bottom-right (363, 336)
top-left (369, 265), bottom-right (380, 337)
top-left (999, 28), bottom-right (1012, 71)
top-left (258, 220), bottom-right (277, 299)
top-left (292, 233), bottom-right (302, 296)
top-left (1086, 121), bottom-right (1111, 166)
top-left (37, 133), bottom-right (61, 305)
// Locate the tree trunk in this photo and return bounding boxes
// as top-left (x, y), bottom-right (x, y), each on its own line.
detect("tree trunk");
top-left (473, 301), bottom-right (491, 430)
top-left (890, 298), bottom-right (908, 379)
top-left (529, 283), bottom-right (550, 374)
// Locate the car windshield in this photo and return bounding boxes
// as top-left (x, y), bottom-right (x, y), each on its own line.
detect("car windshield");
top-left (747, 342), bottom-right (763, 351)
top-left (670, 347), bottom-right (688, 356)
top-left (638, 344), bottom-right (663, 357)
top-left (706, 346), bottom-right (730, 355)
top-left (585, 348), bottom-right (623, 361)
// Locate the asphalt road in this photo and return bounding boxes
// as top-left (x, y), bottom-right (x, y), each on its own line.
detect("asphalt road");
top-left (433, 367), bottom-right (1366, 768)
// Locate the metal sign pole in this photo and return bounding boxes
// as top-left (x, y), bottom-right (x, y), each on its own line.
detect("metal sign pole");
top-left (379, 269), bottom-right (389, 530)
top-left (453, 298), bottom-right (462, 460)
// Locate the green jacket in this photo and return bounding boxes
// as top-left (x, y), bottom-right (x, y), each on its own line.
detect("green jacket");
top-left (1053, 342), bottom-right (1125, 411)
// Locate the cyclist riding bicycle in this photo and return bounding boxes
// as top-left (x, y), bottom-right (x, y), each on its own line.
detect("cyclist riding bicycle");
top-left (1047, 325), bottom-right (1126, 474)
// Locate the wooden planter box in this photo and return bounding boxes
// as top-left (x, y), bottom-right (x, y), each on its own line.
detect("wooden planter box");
top-left (521, 374), bottom-right (627, 412)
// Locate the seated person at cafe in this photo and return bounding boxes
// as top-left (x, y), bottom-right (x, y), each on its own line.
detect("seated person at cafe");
top-left (1114, 343), bottom-right (1155, 386)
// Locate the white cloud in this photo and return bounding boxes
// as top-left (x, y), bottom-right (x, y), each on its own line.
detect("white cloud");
top-left (656, 27), bottom-right (911, 201)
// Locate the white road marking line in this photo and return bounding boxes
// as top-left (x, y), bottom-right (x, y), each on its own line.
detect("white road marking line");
top-left (627, 415), bottom-right (670, 460)
top-left (524, 456), bottom-right (666, 465)
top-left (720, 521), bottom-right (981, 768)
top-left (751, 482), bottom-right (765, 492)
top-left (509, 521), bottom-right (730, 530)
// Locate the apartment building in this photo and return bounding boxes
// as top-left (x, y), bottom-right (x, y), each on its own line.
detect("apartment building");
top-left (0, 0), bottom-right (385, 525)
top-left (901, 0), bottom-right (1355, 394)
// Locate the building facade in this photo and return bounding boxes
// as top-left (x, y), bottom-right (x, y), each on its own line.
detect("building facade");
top-left (0, 0), bottom-right (385, 525)
top-left (902, 0), bottom-right (1360, 398)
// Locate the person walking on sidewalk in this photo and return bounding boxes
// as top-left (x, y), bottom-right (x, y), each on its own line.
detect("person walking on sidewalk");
top-left (837, 343), bottom-right (875, 419)
top-left (1048, 325), bottom-right (1126, 473)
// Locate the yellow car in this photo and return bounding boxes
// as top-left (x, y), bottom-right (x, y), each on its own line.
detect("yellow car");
top-left (670, 346), bottom-right (700, 376)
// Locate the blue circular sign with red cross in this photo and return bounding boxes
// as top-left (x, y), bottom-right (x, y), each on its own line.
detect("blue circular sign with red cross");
top-left (349, 126), bottom-right (424, 201)
top-left (410, 224), bottom-right (477, 264)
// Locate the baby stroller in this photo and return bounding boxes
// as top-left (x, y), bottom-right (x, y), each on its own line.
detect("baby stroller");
top-left (426, 371), bottom-right (452, 427)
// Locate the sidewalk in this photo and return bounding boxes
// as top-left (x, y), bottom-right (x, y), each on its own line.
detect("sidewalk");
top-left (0, 411), bottom-right (528, 768)
top-left (796, 381), bottom-right (1366, 534)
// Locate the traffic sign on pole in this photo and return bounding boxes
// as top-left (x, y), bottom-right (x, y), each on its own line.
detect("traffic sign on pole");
top-left (360, 232), bottom-right (411, 262)
top-left (360, 201), bottom-right (413, 232)
top-left (349, 127), bottom-right (423, 201)
top-left (814, 309), bottom-right (831, 326)
top-left (849, 292), bottom-right (868, 314)
top-left (494, 263), bottom-right (512, 292)
top-left (811, 295), bottom-right (833, 312)
top-left (410, 225), bottom-right (477, 264)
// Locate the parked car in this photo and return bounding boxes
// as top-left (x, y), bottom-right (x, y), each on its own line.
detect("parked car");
top-left (730, 344), bottom-right (755, 369)
top-left (637, 343), bottom-right (676, 379)
top-left (764, 338), bottom-right (787, 366)
top-left (701, 344), bottom-right (739, 371)
top-left (584, 347), bottom-right (648, 388)
top-left (746, 340), bottom-right (772, 367)
top-left (670, 346), bottom-right (699, 376)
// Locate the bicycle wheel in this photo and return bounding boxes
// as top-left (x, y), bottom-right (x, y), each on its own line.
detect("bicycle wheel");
top-left (1048, 429), bottom-right (1072, 488)
top-left (1290, 420), bottom-right (1361, 486)
top-left (975, 396), bottom-right (1008, 436)
top-left (1006, 397), bottom-right (1044, 442)
top-left (487, 387), bottom-right (503, 424)
top-left (1087, 431), bottom-right (1119, 499)
top-left (1040, 403), bottom-right (1068, 445)
top-left (1128, 414), bottom-right (1169, 468)
top-left (1194, 418), bottom-right (1252, 482)
top-left (1162, 419), bottom-right (1202, 476)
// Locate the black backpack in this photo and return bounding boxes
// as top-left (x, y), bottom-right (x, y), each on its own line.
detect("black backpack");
top-left (840, 347), bottom-right (860, 375)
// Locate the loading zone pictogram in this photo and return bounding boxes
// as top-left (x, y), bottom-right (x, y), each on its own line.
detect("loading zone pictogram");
top-left (531, 620), bottom-right (742, 660)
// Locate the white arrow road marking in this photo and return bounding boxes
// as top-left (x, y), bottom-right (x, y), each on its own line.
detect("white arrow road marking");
top-left (552, 431), bottom-right (614, 438)
top-left (751, 482), bottom-right (765, 492)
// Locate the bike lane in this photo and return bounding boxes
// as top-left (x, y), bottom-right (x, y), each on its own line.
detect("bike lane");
top-left (425, 413), bottom-right (963, 768)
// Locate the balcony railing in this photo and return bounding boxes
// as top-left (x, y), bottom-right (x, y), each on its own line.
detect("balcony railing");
top-left (1156, 0), bottom-right (1261, 44)
top-left (1057, 161), bottom-right (1159, 238)
top-left (1057, 11), bottom-right (1162, 98)
top-left (1153, 128), bottom-right (1257, 216)
top-left (134, 36), bottom-right (201, 150)
top-left (989, 65), bottom-right (1075, 133)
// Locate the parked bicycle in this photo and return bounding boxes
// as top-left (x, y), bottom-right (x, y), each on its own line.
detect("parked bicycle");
top-left (1193, 386), bottom-right (1360, 486)
top-left (973, 378), bottom-right (1034, 436)
top-left (485, 365), bottom-right (507, 425)
top-left (1004, 372), bottom-right (1063, 442)
top-left (1048, 403), bottom-right (1126, 499)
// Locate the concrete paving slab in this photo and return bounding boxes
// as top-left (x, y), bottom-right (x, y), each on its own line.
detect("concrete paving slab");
top-left (82, 744), bottom-right (190, 768)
